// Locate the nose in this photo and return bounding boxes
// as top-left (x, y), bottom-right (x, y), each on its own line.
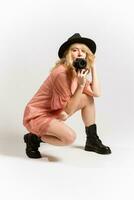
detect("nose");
top-left (78, 49), bottom-right (82, 57)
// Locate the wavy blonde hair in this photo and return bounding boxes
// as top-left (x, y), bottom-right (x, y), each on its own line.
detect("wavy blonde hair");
top-left (50, 43), bottom-right (95, 80)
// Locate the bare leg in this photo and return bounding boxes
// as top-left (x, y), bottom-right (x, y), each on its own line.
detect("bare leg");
top-left (64, 93), bottom-right (96, 127)
top-left (63, 93), bottom-right (111, 154)
top-left (41, 119), bottom-right (76, 146)
top-left (81, 95), bottom-right (96, 126)
top-left (41, 94), bottom-right (95, 146)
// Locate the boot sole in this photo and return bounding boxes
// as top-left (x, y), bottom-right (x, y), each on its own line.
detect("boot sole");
top-left (85, 146), bottom-right (111, 155)
top-left (26, 150), bottom-right (41, 159)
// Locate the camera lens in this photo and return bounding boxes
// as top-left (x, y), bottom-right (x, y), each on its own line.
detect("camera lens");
top-left (73, 58), bottom-right (87, 72)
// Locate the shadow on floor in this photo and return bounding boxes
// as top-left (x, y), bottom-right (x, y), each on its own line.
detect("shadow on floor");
top-left (70, 145), bottom-right (84, 150)
top-left (0, 131), bottom-right (61, 162)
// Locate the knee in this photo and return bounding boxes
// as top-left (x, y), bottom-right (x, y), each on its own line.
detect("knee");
top-left (63, 131), bottom-right (76, 145)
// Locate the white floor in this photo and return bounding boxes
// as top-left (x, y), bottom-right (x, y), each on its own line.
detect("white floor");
top-left (0, 129), bottom-right (134, 200)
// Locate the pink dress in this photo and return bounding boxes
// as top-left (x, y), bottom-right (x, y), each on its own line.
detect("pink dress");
top-left (23, 64), bottom-right (93, 136)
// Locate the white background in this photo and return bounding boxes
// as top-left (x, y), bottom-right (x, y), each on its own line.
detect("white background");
top-left (0, 0), bottom-right (134, 200)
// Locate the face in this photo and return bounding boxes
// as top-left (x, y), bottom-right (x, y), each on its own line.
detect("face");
top-left (70, 43), bottom-right (87, 61)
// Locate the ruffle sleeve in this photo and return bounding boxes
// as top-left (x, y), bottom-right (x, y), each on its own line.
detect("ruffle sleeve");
top-left (83, 80), bottom-right (94, 96)
top-left (51, 72), bottom-right (71, 110)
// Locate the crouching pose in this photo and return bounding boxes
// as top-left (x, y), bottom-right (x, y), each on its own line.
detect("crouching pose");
top-left (23, 33), bottom-right (111, 158)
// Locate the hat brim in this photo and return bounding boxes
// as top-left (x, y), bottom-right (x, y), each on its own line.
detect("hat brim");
top-left (58, 37), bottom-right (96, 58)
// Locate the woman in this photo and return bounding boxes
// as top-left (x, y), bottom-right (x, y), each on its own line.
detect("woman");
top-left (23, 33), bottom-right (111, 158)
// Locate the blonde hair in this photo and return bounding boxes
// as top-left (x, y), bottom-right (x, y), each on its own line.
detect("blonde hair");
top-left (50, 43), bottom-right (95, 80)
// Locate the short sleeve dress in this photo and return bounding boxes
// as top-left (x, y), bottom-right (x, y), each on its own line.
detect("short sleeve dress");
top-left (23, 64), bottom-right (93, 136)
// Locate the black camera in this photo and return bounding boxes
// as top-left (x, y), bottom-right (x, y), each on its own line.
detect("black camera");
top-left (73, 58), bottom-right (87, 72)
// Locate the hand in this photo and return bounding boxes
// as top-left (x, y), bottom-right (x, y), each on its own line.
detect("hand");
top-left (57, 111), bottom-right (69, 121)
top-left (77, 69), bottom-right (89, 88)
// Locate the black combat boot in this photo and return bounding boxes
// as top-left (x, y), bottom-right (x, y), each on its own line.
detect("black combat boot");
top-left (24, 133), bottom-right (42, 158)
top-left (84, 124), bottom-right (111, 154)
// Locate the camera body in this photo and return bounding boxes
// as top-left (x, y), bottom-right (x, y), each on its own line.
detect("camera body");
top-left (73, 58), bottom-right (87, 72)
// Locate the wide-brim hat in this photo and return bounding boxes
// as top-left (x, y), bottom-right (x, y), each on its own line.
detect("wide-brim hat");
top-left (58, 33), bottom-right (96, 58)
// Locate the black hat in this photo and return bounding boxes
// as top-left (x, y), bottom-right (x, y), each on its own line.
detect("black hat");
top-left (58, 33), bottom-right (96, 58)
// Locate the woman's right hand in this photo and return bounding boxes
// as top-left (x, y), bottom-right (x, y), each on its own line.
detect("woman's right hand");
top-left (57, 111), bottom-right (69, 121)
top-left (77, 69), bottom-right (89, 88)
